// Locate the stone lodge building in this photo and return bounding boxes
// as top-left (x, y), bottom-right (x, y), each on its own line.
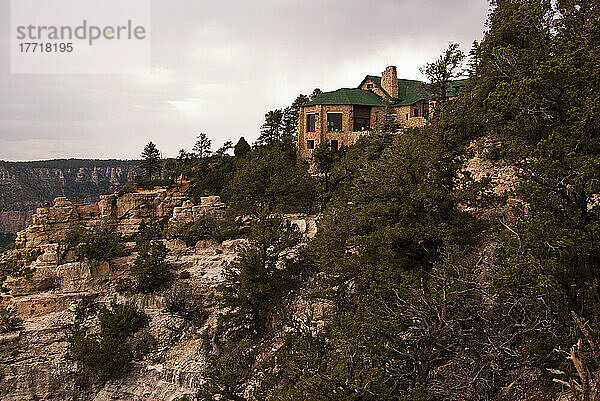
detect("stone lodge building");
top-left (298, 65), bottom-right (467, 159)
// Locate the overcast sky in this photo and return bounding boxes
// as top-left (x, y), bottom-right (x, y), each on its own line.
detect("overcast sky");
top-left (0, 0), bottom-right (489, 161)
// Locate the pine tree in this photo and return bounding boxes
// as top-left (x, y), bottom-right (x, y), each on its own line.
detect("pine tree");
top-left (234, 137), bottom-right (251, 158)
top-left (420, 42), bottom-right (465, 108)
top-left (378, 98), bottom-right (399, 133)
top-left (282, 94), bottom-right (310, 137)
top-left (258, 109), bottom-right (284, 145)
top-left (139, 141), bottom-right (162, 179)
top-left (193, 133), bottom-right (212, 158)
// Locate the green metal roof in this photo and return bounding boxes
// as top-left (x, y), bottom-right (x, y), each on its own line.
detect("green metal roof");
top-left (302, 88), bottom-right (385, 107)
top-left (302, 76), bottom-right (468, 107)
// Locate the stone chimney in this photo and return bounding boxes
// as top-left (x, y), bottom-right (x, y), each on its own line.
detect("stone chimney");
top-left (381, 66), bottom-right (398, 98)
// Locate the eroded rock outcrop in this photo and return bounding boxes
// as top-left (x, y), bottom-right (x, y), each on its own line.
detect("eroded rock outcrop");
top-left (0, 189), bottom-right (319, 400)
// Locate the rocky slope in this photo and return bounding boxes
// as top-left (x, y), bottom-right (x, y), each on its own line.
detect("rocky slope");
top-left (0, 159), bottom-right (138, 234)
top-left (0, 189), bottom-right (317, 400)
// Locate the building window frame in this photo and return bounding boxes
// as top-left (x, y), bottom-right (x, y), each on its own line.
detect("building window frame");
top-left (413, 108), bottom-right (419, 117)
top-left (327, 112), bottom-right (343, 132)
top-left (306, 113), bottom-right (316, 133)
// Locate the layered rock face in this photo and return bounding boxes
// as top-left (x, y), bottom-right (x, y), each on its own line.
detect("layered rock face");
top-left (0, 189), bottom-right (318, 400)
top-left (0, 160), bottom-right (138, 234)
top-left (0, 211), bottom-right (34, 235)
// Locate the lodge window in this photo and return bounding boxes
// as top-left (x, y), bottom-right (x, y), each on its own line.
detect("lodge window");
top-left (353, 117), bottom-right (370, 132)
top-left (307, 140), bottom-right (315, 150)
top-left (330, 139), bottom-right (339, 152)
top-left (327, 112), bottom-right (343, 132)
top-left (306, 113), bottom-right (316, 132)
top-left (413, 108), bottom-right (419, 117)
top-left (423, 102), bottom-right (429, 120)
top-left (367, 83), bottom-right (373, 89)
top-left (406, 114), bottom-right (409, 120)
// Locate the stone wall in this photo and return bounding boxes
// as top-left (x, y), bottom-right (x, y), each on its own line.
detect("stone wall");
top-left (381, 66), bottom-right (399, 98)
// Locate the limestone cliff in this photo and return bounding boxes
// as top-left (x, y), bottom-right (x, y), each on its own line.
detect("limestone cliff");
top-left (0, 189), bottom-right (317, 400)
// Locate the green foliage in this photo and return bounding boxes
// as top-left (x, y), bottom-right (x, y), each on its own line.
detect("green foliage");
top-left (197, 339), bottom-right (258, 401)
top-left (133, 175), bottom-right (171, 190)
top-left (159, 2), bottom-right (600, 399)
top-left (224, 141), bottom-right (318, 216)
top-left (193, 133), bottom-right (212, 158)
top-left (378, 97), bottom-right (400, 133)
top-left (0, 248), bottom-right (42, 284)
top-left (139, 141), bottom-right (163, 179)
top-left (464, 0), bottom-right (600, 379)
top-left (218, 217), bottom-right (308, 340)
top-left (131, 239), bottom-right (173, 292)
top-left (116, 183), bottom-right (136, 196)
top-left (233, 137), bottom-right (251, 159)
top-left (69, 331), bottom-right (133, 382)
top-left (258, 109), bottom-right (285, 145)
top-left (66, 224), bottom-right (126, 262)
top-left (165, 216), bottom-right (221, 246)
top-left (98, 300), bottom-right (149, 341)
top-left (69, 299), bottom-right (151, 382)
top-left (134, 219), bottom-right (164, 250)
top-left (0, 306), bottom-right (22, 333)
top-left (258, 93), bottom-right (311, 145)
top-left (282, 94), bottom-right (310, 138)
top-left (420, 42), bottom-right (465, 104)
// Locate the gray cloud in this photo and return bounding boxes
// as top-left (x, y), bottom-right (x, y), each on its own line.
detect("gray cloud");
top-left (0, 0), bottom-right (489, 161)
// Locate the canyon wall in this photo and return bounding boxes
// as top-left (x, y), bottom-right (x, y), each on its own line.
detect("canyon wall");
top-left (0, 189), bottom-right (318, 400)
top-left (0, 160), bottom-right (138, 234)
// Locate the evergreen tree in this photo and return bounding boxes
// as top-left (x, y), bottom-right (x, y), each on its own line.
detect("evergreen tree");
top-left (193, 133), bottom-right (212, 158)
top-left (282, 94), bottom-right (310, 137)
top-left (224, 141), bottom-right (317, 216)
top-left (234, 137), bottom-right (251, 158)
top-left (131, 239), bottom-right (173, 292)
top-left (420, 42), bottom-right (465, 109)
top-left (218, 218), bottom-right (302, 340)
top-left (215, 141), bottom-right (233, 156)
top-left (258, 109), bottom-right (284, 145)
top-left (378, 97), bottom-right (400, 132)
top-left (139, 141), bottom-right (162, 179)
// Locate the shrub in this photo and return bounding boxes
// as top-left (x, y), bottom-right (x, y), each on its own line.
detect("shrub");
top-left (69, 299), bottom-right (150, 382)
top-left (0, 248), bottom-right (42, 284)
top-left (131, 240), bottom-right (173, 292)
top-left (69, 331), bottom-right (133, 382)
top-left (64, 224), bottom-right (126, 262)
top-left (0, 306), bottom-right (22, 333)
top-left (166, 214), bottom-right (221, 246)
top-left (117, 183), bottom-right (136, 197)
top-left (164, 283), bottom-right (208, 324)
top-left (75, 225), bottom-right (126, 262)
top-left (135, 219), bottom-right (165, 250)
top-left (98, 300), bottom-right (149, 341)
